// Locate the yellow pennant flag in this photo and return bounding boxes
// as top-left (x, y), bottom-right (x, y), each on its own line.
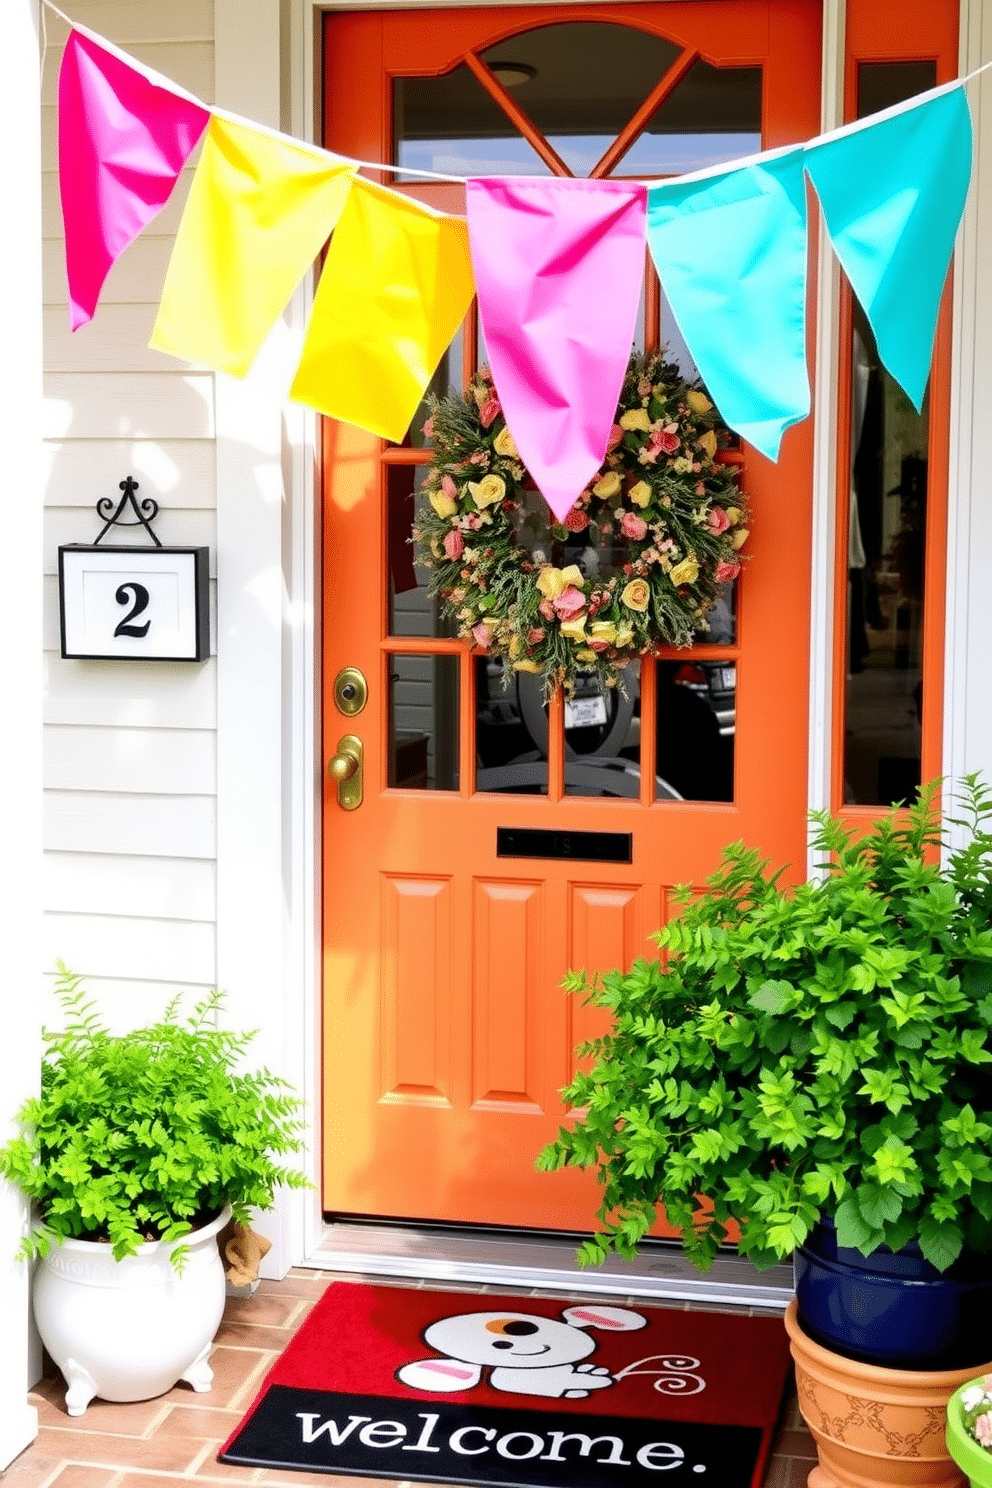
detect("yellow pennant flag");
top-left (290, 179), bottom-right (475, 440)
top-left (150, 115), bottom-right (356, 375)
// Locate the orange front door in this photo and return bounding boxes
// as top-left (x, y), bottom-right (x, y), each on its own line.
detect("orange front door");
top-left (321, 2), bottom-right (822, 1230)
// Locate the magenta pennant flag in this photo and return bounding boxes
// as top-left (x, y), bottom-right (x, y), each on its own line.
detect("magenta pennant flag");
top-left (59, 28), bottom-right (210, 329)
top-left (465, 178), bottom-right (647, 521)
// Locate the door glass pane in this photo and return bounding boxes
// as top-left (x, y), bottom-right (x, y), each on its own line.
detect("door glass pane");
top-left (562, 662), bottom-right (644, 799)
top-left (620, 60), bottom-right (761, 176)
top-left (656, 662), bottom-right (735, 802)
top-left (406, 323), bottom-right (464, 449)
top-left (395, 66), bottom-right (548, 178)
top-left (843, 310), bottom-right (928, 806)
top-left (388, 653), bottom-right (459, 790)
top-left (481, 23), bottom-right (682, 178)
top-left (701, 582), bottom-right (737, 645)
top-left (475, 659), bottom-right (549, 795)
top-left (841, 62), bottom-right (936, 807)
top-left (388, 465), bottom-right (458, 639)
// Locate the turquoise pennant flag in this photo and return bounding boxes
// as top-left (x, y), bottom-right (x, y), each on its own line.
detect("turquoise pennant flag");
top-left (805, 85), bottom-right (972, 411)
top-left (645, 149), bottom-right (809, 462)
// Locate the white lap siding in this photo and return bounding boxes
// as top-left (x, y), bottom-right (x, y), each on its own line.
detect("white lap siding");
top-left (41, 0), bottom-right (218, 1031)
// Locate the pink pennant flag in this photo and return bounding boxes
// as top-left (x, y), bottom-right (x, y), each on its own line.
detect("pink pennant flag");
top-left (59, 28), bottom-right (210, 329)
top-left (465, 178), bottom-right (647, 522)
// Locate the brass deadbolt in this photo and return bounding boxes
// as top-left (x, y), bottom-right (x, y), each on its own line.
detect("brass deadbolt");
top-left (333, 666), bottom-right (368, 717)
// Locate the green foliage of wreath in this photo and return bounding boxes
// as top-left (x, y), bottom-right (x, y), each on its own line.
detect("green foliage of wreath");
top-left (413, 350), bottom-right (749, 691)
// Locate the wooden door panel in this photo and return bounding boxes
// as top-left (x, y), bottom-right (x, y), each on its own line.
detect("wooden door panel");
top-left (381, 875), bottom-right (453, 1105)
top-left (322, 0), bottom-right (822, 1233)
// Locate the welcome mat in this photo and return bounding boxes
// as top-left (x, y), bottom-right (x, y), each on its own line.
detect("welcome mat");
top-left (220, 1283), bottom-right (793, 1488)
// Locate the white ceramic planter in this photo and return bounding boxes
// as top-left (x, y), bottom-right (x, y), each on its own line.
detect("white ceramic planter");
top-left (33, 1206), bottom-right (230, 1416)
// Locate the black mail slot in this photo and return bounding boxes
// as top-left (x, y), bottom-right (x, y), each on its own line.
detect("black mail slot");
top-left (497, 827), bottom-right (632, 864)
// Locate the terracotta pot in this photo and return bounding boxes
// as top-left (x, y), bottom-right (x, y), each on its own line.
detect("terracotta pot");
top-left (785, 1298), bottom-right (992, 1488)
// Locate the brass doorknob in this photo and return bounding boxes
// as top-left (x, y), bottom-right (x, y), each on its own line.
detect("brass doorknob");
top-left (328, 734), bottom-right (363, 810)
top-left (328, 750), bottom-right (358, 783)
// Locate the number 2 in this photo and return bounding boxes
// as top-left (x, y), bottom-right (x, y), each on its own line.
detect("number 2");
top-left (114, 582), bottom-right (151, 638)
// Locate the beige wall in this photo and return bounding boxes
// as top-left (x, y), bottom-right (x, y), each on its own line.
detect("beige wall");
top-left (41, 2), bottom-right (220, 1029)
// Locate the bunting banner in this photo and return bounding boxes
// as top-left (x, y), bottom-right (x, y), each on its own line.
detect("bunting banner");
top-left (51, 17), bottom-right (985, 511)
top-left (290, 178), bottom-right (475, 441)
top-left (150, 116), bottom-right (357, 375)
top-left (465, 178), bottom-right (647, 522)
top-left (58, 27), bottom-right (210, 330)
top-left (646, 150), bottom-right (809, 463)
top-left (804, 84), bottom-right (973, 412)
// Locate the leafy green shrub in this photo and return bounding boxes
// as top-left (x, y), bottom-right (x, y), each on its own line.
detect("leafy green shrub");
top-left (0, 965), bottom-right (309, 1268)
top-left (538, 778), bottom-right (992, 1274)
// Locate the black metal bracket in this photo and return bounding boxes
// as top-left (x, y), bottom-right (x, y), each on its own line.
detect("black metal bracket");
top-left (93, 476), bottom-right (161, 547)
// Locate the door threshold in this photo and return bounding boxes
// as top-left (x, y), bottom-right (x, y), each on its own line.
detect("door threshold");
top-left (310, 1221), bottom-right (793, 1311)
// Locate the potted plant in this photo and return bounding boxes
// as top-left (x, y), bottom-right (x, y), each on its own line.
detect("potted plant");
top-left (539, 777), bottom-right (992, 1487)
top-left (947, 1375), bottom-right (992, 1487)
top-left (0, 965), bottom-right (308, 1416)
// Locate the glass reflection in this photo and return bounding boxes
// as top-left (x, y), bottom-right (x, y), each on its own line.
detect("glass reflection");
top-left (388, 466), bottom-right (458, 640)
top-left (621, 60), bottom-right (761, 176)
top-left (394, 31), bottom-right (761, 180)
top-left (388, 653), bottom-right (459, 790)
top-left (395, 65), bottom-right (547, 178)
top-left (842, 59), bottom-right (936, 807)
top-left (655, 662), bottom-right (734, 801)
top-left (843, 309), bottom-right (927, 805)
top-left (562, 663), bottom-right (644, 799)
top-left (475, 660), bottom-right (549, 795)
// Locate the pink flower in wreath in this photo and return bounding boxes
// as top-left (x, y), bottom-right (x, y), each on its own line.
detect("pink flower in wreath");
top-left (588, 639), bottom-right (610, 653)
top-left (441, 474), bottom-right (457, 501)
top-left (707, 506), bottom-right (732, 535)
top-left (553, 586), bottom-right (586, 621)
top-left (656, 428), bottom-right (681, 455)
top-left (472, 622), bottom-right (493, 649)
top-left (443, 529), bottom-right (464, 561)
top-left (621, 512), bottom-right (648, 541)
top-left (422, 417), bottom-right (434, 439)
top-left (565, 508), bottom-right (590, 532)
top-left (976, 1413), bottom-right (992, 1448)
top-left (479, 396), bottom-right (501, 428)
top-left (538, 598), bottom-right (556, 621)
top-left (607, 423), bottom-right (624, 452)
top-left (715, 558), bottom-right (741, 584)
top-left (527, 628), bottom-right (545, 645)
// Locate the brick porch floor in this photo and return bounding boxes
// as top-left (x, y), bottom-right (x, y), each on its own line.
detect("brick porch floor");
top-left (1, 1270), bottom-right (817, 1488)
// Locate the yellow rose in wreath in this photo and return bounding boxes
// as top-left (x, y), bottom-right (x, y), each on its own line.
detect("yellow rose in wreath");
top-left (593, 471), bottom-right (622, 499)
top-left (469, 474), bottom-right (506, 509)
top-left (620, 408), bottom-right (651, 432)
top-left (589, 621), bottom-right (617, 645)
top-left (687, 390), bottom-right (712, 414)
top-left (493, 427), bottom-right (518, 459)
top-left (430, 490), bottom-right (457, 519)
top-left (629, 481), bottom-right (652, 508)
top-left (560, 615), bottom-right (588, 641)
top-left (730, 526), bottom-right (749, 550)
top-left (513, 659), bottom-right (542, 673)
top-left (621, 579), bottom-right (650, 612)
top-left (669, 556), bottom-right (700, 587)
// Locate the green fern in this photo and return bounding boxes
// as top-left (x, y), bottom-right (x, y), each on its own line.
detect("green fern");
top-left (0, 966), bottom-right (309, 1270)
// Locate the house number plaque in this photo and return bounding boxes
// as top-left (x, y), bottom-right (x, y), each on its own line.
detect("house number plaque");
top-left (58, 477), bottom-right (210, 662)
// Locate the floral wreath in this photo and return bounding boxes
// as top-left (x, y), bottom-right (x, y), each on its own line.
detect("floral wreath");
top-left (414, 350), bottom-right (749, 691)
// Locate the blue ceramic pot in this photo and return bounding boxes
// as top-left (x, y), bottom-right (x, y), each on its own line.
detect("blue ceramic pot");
top-left (794, 1216), bottom-right (992, 1370)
